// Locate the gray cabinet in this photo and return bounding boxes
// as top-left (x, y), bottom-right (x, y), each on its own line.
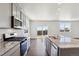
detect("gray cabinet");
top-left (45, 38), bottom-right (51, 55)
top-left (16, 7), bottom-right (20, 20)
top-left (22, 14), bottom-right (26, 29)
top-left (12, 3), bottom-right (21, 20)
top-left (0, 3), bottom-right (11, 28)
top-left (51, 43), bottom-right (58, 56)
top-left (12, 4), bottom-right (17, 18)
top-left (45, 37), bottom-right (59, 56)
top-left (11, 45), bottom-right (20, 56)
top-left (12, 3), bottom-right (29, 29)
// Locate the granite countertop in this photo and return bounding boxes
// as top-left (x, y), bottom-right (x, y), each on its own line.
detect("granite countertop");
top-left (0, 41), bottom-right (20, 56)
top-left (48, 36), bottom-right (79, 48)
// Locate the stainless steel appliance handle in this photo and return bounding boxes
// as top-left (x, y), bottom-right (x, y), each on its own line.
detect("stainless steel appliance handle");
top-left (21, 41), bottom-right (27, 45)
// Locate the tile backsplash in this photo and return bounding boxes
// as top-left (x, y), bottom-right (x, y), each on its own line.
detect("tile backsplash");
top-left (0, 28), bottom-right (28, 41)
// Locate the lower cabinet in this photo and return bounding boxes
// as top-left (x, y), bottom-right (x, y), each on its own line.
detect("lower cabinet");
top-left (3, 44), bottom-right (20, 56)
top-left (11, 45), bottom-right (20, 56)
top-left (51, 43), bottom-right (58, 56)
top-left (45, 38), bottom-right (51, 56)
top-left (45, 37), bottom-right (59, 56)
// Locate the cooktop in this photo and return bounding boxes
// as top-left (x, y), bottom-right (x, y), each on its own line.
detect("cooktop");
top-left (4, 37), bottom-right (27, 41)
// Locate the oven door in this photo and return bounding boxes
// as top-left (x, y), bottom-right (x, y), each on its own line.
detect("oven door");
top-left (20, 39), bottom-right (27, 56)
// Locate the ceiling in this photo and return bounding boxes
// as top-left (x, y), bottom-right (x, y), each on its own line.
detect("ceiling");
top-left (19, 3), bottom-right (79, 21)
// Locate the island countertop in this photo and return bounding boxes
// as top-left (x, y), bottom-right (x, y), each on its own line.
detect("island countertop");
top-left (48, 36), bottom-right (79, 48)
top-left (0, 41), bottom-right (20, 56)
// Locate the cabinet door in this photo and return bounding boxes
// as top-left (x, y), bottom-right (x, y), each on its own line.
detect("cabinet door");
top-left (13, 4), bottom-right (20, 20)
top-left (47, 40), bottom-right (51, 55)
top-left (51, 45), bottom-right (56, 56)
top-left (21, 12), bottom-right (24, 20)
top-left (51, 43), bottom-right (58, 56)
top-left (13, 4), bottom-right (17, 17)
top-left (45, 38), bottom-right (48, 51)
top-left (0, 3), bottom-right (11, 28)
top-left (22, 14), bottom-right (26, 28)
top-left (23, 16), bottom-right (26, 28)
top-left (11, 45), bottom-right (20, 56)
top-left (46, 38), bottom-right (51, 55)
top-left (16, 7), bottom-right (20, 19)
top-left (26, 17), bottom-right (30, 29)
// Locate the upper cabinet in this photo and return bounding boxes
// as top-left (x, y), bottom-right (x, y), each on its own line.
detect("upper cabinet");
top-left (11, 3), bottom-right (27, 29)
top-left (12, 4), bottom-right (17, 18)
top-left (16, 7), bottom-right (20, 20)
top-left (12, 4), bottom-right (21, 20)
top-left (0, 3), bottom-right (30, 30)
top-left (0, 3), bottom-right (11, 28)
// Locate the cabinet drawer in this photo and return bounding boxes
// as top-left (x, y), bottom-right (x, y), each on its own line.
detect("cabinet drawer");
top-left (3, 44), bottom-right (20, 56)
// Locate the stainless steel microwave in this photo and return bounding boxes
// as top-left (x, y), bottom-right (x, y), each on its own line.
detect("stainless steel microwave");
top-left (11, 16), bottom-right (22, 29)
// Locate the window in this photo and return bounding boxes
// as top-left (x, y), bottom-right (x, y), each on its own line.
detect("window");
top-left (42, 25), bottom-right (48, 35)
top-left (37, 25), bottom-right (48, 35)
top-left (37, 25), bottom-right (42, 35)
top-left (59, 22), bottom-right (71, 32)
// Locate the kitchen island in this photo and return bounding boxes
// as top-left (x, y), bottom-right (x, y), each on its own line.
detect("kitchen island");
top-left (0, 41), bottom-right (20, 56)
top-left (46, 36), bottom-right (79, 56)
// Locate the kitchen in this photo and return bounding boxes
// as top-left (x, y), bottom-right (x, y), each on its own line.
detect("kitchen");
top-left (0, 3), bottom-right (30, 56)
top-left (0, 3), bottom-right (79, 56)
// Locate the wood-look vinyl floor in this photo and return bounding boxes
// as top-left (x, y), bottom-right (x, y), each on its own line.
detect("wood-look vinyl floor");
top-left (27, 39), bottom-right (48, 56)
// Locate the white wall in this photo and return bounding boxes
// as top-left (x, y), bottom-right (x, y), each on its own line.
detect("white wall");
top-left (0, 29), bottom-right (25, 42)
top-left (71, 21), bottom-right (79, 37)
top-left (30, 21), bottom-right (79, 38)
top-left (30, 21), bottom-right (59, 38)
